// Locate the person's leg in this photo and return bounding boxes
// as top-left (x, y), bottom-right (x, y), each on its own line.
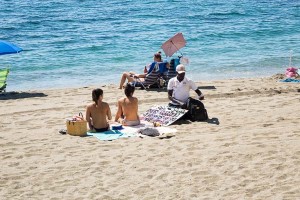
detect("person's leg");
top-left (119, 72), bottom-right (134, 89)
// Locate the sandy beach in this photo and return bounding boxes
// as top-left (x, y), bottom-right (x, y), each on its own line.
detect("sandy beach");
top-left (0, 74), bottom-right (299, 200)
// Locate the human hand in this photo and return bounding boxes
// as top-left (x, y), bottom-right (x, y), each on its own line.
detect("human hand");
top-left (199, 94), bottom-right (204, 100)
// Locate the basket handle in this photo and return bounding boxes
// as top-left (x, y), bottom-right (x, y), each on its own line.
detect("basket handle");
top-left (78, 112), bottom-right (84, 120)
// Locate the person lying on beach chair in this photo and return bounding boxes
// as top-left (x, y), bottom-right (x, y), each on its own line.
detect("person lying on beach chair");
top-left (131, 62), bottom-right (166, 89)
top-left (118, 52), bottom-right (169, 89)
top-left (115, 83), bottom-right (140, 126)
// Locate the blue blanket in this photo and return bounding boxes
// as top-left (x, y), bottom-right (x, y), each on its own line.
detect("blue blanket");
top-left (87, 130), bottom-right (136, 141)
top-left (279, 78), bottom-right (300, 83)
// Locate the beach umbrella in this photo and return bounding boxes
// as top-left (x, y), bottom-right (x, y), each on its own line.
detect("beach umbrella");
top-left (0, 40), bottom-right (23, 55)
top-left (161, 32), bottom-right (186, 57)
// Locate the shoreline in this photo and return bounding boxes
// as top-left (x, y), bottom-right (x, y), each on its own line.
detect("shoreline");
top-left (6, 70), bottom-right (286, 92)
top-left (1, 74), bottom-right (299, 199)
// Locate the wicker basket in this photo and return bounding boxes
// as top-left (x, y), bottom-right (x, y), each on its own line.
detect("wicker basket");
top-left (66, 120), bottom-right (87, 136)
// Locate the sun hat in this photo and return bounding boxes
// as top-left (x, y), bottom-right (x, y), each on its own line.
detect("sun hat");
top-left (176, 64), bottom-right (186, 74)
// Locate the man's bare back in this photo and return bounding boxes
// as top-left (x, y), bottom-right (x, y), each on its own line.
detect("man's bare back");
top-left (115, 83), bottom-right (140, 126)
top-left (117, 97), bottom-right (139, 121)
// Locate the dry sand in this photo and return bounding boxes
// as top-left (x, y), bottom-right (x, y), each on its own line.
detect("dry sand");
top-left (0, 74), bottom-right (299, 199)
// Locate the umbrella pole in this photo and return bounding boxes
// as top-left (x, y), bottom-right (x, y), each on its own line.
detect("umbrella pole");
top-left (171, 40), bottom-right (183, 56)
top-left (289, 50), bottom-right (293, 67)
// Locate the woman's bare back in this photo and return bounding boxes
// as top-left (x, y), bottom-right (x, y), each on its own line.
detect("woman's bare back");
top-left (87, 102), bottom-right (111, 129)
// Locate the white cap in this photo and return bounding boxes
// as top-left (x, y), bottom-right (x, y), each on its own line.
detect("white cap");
top-left (176, 64), bottom-right (186, 74)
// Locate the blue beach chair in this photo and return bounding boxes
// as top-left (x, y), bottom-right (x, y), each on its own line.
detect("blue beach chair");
top-left (133, 63), bottom-right (163, 89)
top-left (164, 57), bottom-right (180, 83)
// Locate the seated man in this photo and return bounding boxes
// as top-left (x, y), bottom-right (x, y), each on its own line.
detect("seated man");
top-left (118, 53), bottom-right (169, 89)
top-left (86, 88), bottom-right (112, 132)
top-left (115, 83), bottom-right (140, 126)
top-left (167, 64), bottom-right (204, 108)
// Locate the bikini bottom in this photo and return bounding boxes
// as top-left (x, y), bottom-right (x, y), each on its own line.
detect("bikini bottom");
top-left (94, 126), bottom-right (109, 132)
top-left (123, 119), bottom-right (140, 126)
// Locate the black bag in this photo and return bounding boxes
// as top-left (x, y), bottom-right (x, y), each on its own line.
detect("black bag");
top-left (186, 97), bottom-right (208, 121)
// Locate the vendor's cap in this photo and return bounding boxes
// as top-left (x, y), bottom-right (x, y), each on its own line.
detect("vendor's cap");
top-left (176, 64), bottom-right (186, 74)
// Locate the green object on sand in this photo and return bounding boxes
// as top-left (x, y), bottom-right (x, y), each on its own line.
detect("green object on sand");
top-left (0, 68), bottom-right (9, 92)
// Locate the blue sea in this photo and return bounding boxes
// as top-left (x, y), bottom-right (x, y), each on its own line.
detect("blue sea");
top-left (1, 0), bottom-right (299, 91)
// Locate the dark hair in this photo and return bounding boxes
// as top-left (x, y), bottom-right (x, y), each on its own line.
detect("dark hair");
top-left (124, 83), bottom-right (135, 97)
top-left (154, 53), bottom-right (162, 61)
top-left (92, 88), bottom-right (103, 104)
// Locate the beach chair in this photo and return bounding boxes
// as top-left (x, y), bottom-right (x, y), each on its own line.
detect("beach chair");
top-left (133, 63), bottom-right (163, 89)
top-left (164, 58), bottom-right (180, 84)
top-left (0, 68), bottom-right (9, 92)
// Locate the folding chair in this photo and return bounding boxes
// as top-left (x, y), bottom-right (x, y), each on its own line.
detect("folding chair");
top-left (165, 58), bottom-right (180, 84)
top-left (132, 77), bottom-right (147, 89)
top-left (0, 68), bottom-right (9, 92)
top-left (132, 63), bottom-right (161, 90)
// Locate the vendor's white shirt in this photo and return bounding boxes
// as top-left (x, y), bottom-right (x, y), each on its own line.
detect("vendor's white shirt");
top-left (167, 76), bottom-right (197, 105)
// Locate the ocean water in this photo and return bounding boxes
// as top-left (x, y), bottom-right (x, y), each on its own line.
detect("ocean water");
top-left (1, 0), bottom-right (299, 91)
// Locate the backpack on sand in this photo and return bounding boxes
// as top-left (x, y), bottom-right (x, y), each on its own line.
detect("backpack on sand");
top-left (186, 97), bottom-right (208, 121)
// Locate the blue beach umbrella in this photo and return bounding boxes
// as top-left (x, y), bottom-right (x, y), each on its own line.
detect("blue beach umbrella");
top-left (0, 40), bottom-right (23, 55)
top-left (0, 40), bottom-right (22, 92)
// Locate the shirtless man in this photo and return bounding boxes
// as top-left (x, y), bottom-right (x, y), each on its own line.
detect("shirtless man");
top-left (86, 88), bottom-right (112, 132)
top-left (115, 83), bottom-right (140, 126)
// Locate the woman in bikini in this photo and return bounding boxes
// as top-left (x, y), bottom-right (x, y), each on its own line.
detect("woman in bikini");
top-left (86, 88), bottom-right (112, 132)
top-left (115, 83), bottom-right (140, 126)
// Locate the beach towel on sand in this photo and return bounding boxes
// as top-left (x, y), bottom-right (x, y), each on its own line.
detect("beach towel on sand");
top-left (87, 130), bottom-right (136, 141)
top-left (87, 121), bottom-right (177, 141)
top-left (86, 121), bottom-right (151, 141)
top-left (279, 78), bottom-right (300, 83)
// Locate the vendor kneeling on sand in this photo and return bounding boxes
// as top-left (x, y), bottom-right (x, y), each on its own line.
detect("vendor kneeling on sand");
top-left (86, 88), bottom-right (112, 132)
top-left (115, 83), bottom-right (140, 126)
top-left (167, 64), bottom-right (204, 108)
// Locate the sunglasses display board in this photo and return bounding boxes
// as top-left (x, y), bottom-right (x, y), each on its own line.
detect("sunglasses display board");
top-left (142, 105), bottom-right (187, 126)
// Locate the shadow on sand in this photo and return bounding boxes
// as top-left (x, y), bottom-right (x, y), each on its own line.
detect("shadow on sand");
top-left (0, 91), bottom-right (48, 100)
top-left (198, 86), bottom-right (216, 90)
top-left (138, 85), bottom-right (216, 92)
top-left (172, 117), bottom-right (220, 125)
